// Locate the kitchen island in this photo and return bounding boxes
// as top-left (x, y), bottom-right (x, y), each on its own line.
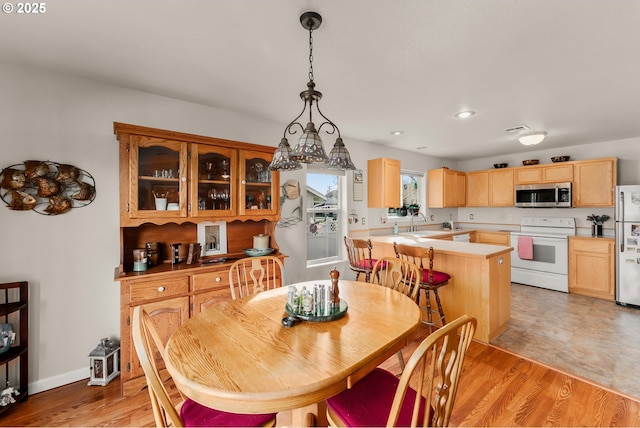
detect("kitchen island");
top-left (366, 234), bottom-right (513, 343)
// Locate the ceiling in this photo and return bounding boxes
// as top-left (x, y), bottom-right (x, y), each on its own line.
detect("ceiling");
top-left (2, 0), bottom-right (640, 160)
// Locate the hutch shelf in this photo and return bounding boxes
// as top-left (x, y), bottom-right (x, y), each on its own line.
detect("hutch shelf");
top-left (0, 281), bottom-right (28, 415)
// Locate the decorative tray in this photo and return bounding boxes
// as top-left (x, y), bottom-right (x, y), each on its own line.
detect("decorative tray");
top-left (285, 299), bottom-right (348, 322)
top-left (243, 248), bottom-right (274, 257)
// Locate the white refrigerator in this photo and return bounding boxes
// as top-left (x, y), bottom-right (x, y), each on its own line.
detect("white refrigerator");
top-left (616, 185), bottom-right (640, 307)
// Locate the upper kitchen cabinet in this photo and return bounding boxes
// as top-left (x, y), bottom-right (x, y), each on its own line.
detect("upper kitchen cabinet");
top-left (573, 157), bottom-right (617, 207)
top-left (489, 168), bottom-right (514, 206)
top-left (514, 163), bottom-right (573, 185)
top-left (368, 158), bottom-right (401, 208)
top-left (114, 123), bottom-right (279, 226)
top-left (428, 168), bottom-right (466, 208)
top-left (465, 171), bottom-right (488, 207)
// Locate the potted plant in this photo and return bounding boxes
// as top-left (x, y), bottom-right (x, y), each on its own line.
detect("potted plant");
top-left (586, 214), bottom-right (610, 236)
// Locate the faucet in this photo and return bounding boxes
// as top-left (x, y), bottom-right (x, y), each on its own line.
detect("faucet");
top-left (409, 211), bottom-right (428, 232)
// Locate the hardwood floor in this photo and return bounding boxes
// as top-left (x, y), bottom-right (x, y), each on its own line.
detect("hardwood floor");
top-left (3, 289), bottom-right (640, 427)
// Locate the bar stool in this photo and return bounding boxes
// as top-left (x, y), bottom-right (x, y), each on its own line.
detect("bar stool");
top-left (344, 236), bottom-right (384, 282)
top-left (393, 243), bottom-right (450, 330)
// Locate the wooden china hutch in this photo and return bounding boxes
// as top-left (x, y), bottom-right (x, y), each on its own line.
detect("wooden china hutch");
top-left (113, 123), bottom-right (285, 396)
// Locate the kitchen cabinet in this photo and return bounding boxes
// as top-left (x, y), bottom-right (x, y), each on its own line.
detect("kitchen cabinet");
top-left (115, 122), bottom-right (280, 227)
top-left (568, 236), bottom-right (615, 301)
top-left (573, 158), bottom-right (617, 207)
top-left (474, 231), bottom-right (511, 246)
top-left (0, 281), bottom-right (28, 414)
top-left (465, 169), bottom-right (512, 207)
top-left (368, 158), bottom-right (401, 208)
top-left (488, 169), bottom-right (514, 207)
top-left (465, 171), bottom-right (488, 207)
top-left (513, 164), bottom-right (573, 185)
top-left (428, 168), bottom-right (466, 208)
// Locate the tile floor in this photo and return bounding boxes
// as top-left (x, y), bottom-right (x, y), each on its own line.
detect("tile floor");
top-left (491, 283), bottom-right (640, 399)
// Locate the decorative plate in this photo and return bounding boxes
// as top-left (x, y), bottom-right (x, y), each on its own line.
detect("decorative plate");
top-left (243, 248), bottom-right (275, 257)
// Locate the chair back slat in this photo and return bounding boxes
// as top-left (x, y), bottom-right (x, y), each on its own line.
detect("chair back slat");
top-left (229, 256), bottom-right (284, 299)
top-left (387, 315), bottom-right (477, 427)
top-left (371, 256), bottom-right (421, 301)
top-left (132, 306), bottom-right (184, 427)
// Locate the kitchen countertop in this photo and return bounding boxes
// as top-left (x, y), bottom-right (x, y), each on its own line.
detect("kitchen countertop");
top-left (369, 234), bottom-right (513, 259)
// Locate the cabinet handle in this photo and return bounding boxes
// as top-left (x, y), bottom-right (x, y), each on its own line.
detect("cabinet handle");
top-left (158, 286), bottom-right (165, 292)
top-left (181, 177), bottom-right (187, 182)
top-left (215, 277), bottom-right (221, 282)
top-left (241, 180), bottom-right (246, 185)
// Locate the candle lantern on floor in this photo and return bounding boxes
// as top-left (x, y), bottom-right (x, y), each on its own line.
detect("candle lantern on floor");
top-left (88, 338), bottom-right (120, 386)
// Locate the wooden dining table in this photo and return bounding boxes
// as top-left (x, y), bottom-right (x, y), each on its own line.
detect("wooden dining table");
top-left (163, 279), bottom-right (421, 426)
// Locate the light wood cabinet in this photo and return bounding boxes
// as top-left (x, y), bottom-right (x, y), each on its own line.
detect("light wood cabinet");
top-left (474, 231), bottom-right (511, 246)
top-left (115, 122), bottom-right (280, 227)
top-left (114, 123), bottom-right (288, 396)
top-left (368, 158), bottom-right (401, 208)
top-left (573, 158), bottom-right (617, 207)
top-left (465, 171), bottom-right (488, 207)
top-left (428, 168), bottom-right (466, 208)
top-left (489, 169), bottom-right (514, 207)
top-left (513, 164), bottom-right (573, 185)
top-left (568, 236), bottom-right (615, 300)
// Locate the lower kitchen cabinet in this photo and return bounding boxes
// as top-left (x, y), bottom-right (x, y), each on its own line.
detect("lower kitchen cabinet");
top-left (474, 231), bottom-right (511, 246)
top-left (568, 236), bottom-right (615, 301)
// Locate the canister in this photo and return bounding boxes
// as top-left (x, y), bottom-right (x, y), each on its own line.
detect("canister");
top-left (253, 234), bottom-right (269, 249)
top-left (132, 249), bottom-right (147, 271)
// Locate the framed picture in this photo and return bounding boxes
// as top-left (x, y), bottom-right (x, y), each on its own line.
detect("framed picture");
top-left (197, 221), bottom-right (227, 256)
top-left (353, 169), bottom-right (363, 201)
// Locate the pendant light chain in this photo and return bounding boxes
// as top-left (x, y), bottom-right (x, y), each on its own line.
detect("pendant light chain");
top-left (308, 26), bottom-right (314, 83)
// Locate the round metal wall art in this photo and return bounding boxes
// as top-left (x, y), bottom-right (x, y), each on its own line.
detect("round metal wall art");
top-left (0, 160), bottom-right (96, 215)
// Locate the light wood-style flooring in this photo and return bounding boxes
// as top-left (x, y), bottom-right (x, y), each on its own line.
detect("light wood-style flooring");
top-left (3, 285), bottom-right (640, 426)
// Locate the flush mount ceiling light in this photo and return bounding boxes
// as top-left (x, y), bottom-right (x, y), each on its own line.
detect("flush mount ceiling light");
top-left (455, 110), bottom-right (475, 119)
top-left (390, 130), bottom-right (404, 136)
top-left (268, 11), bottom-right (355, 171)
top-left (518, 131), bottom-right (548, 146)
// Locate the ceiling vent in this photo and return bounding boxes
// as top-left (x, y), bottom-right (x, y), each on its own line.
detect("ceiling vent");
top-left (504, 124), bottom-right (530, 133)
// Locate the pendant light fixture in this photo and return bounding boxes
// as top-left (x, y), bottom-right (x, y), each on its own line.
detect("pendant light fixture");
top-left (268, 11), bottom-right (355, 171)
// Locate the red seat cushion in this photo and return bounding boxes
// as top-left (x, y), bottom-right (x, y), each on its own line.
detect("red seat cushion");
top-left (422, 270), bottom-right (450, 286)
top-left (353, 259), bottom-right (386, 270)
top-left (181, 398), bottom-right (276, 427)
top-left (326, 368), bottom-right (431, 427)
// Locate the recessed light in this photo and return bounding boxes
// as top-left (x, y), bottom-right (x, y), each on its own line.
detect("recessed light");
top-left (455, 110), bottom-right (475, 119)
top-left (390, 130), bottom-right (404, 136)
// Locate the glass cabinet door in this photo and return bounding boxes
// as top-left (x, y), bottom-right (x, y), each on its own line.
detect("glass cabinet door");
top-left (239, 150), bottom-right (279, 217)
top-left (130, 135), bottom-right (188, 219)
top-left (190, 144), bottom-right (237, 217)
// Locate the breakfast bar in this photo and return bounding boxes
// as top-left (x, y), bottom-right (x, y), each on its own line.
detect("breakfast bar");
top-left (365, 234), bottom-right (513, 343)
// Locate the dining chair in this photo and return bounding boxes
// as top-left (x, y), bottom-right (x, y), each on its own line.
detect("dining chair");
top-left (370, 256), bottom-right (422, 372)
top-left (131, 306), bottom-right (277, 427)
top-left (326, 314), bottom-right (477, 427)
top-left (228, 256), bottom-right (284, 299)
top-left (344, 236), bottom-right (383, 282)
top-left (394, 243), bottom-right (451, 330)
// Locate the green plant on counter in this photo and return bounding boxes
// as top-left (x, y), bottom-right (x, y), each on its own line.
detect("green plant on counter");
top-left (586, 214), bottom-right (610, 225)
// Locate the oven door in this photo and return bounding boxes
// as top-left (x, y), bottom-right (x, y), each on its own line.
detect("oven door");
top-left (510, 233), bottom-right (568, 275)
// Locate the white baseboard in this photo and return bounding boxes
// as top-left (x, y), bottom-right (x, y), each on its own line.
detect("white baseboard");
top-left (28, 368), bottom-right (89, 395)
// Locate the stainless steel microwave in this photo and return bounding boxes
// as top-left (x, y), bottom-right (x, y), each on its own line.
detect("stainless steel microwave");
top-left (515, 182), bottom-right (572, 208)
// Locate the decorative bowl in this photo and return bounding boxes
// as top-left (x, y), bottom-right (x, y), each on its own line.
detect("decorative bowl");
top-left (243, 248), bottom-right (274, 257)
top-left (551, 156), bottom-right (570, 163)
top-left (522, 159), bottom-right (539, 166)
top-left (493, 163), bottom-right (508, 169)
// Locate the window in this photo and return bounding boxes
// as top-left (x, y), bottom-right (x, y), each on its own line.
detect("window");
top-left (389, 170), bottom-right (424, 216)
top-left (306, 170), bottom-right (343, 265)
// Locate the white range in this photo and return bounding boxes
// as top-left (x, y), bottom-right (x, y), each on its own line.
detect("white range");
top-left (510, 216), bottom-right (576, 293)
